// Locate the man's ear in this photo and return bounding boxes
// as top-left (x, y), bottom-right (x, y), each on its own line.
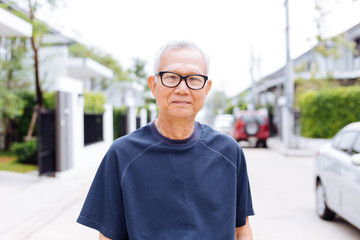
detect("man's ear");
top-left (205, 79), bottom-right (212, 97)
top-left (148, 75), bottom-right (157, 98)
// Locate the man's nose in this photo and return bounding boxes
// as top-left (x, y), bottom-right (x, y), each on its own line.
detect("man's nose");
top-left (175, 79), bottom-right (189, 92)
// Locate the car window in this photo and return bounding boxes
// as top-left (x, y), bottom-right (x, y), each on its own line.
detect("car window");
top-left (335, 131), bottom-right (358, 154)
top-left (332, 132), bottom-right (343, 148)
top-left (352, 133), bottom-right (360, 154)
top-left (241, 115), bottom-right (264, 125)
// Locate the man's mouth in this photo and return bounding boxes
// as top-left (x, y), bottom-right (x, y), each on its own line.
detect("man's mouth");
top-left (172, 100), bottom-right (190, 105)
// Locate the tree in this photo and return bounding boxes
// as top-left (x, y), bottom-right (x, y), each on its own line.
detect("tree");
top-left (129, 58), bottom-right (147, 82)
top-left (4, 0), bottom-right (58, 139)
top-left (130, 58), bottom-right (147, 82)
top-left (0, 37), bottom-right (30, 149)
top-left (313, 0), bottom-right (357, 77)
top-left (206, 90), bottom-right (227, 115)
top-left (27, 0), bottom-right (58, 108)
top-left (294, 0), bottom-right (358, 106)
top-left (129, 58), bottom-right (148, 91)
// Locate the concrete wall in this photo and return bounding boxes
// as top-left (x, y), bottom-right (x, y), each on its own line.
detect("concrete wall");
top-left (55, 76), bottom-right (113, 172)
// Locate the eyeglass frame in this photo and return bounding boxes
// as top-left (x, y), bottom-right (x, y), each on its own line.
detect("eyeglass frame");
top-left (156, 71), bottom-right (209, 90)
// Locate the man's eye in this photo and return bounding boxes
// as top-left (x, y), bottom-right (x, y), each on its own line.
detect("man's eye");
top-left (188, 77), bottom-right (202, 82)
top-left (164, 73), bottom-right (178, 79)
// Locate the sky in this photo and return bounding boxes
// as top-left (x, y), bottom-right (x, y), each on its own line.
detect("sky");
top-left (37, 0), bottom-right (360, 97)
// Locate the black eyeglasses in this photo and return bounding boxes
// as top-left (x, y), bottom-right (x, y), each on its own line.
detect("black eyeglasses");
top-left (157, 71), bottom-right (208, 90)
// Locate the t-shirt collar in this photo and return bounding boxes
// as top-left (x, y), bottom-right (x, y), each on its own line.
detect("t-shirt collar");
top-left (150, 121), bottom-right (199, 145)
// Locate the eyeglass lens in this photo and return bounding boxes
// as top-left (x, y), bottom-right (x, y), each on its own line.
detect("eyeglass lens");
top-left (161, 72), bottom-right (205, 89)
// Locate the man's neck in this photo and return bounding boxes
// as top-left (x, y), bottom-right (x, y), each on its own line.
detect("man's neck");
top-left (156, 117), bottom-right (195, 140)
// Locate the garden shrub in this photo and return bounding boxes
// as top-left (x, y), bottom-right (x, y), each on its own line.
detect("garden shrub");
top-left (84, 92), bottom-right (106, 114)
top-left (10, 139), bottom-right (37, 164)
top-left (113, 106), bottom-right (127, 140)
top-left (43, 91), bottom-right (56, 110)
top-left (15, 91), bottom-right (56, 140)
top-left (299, 86), bottom-right (360, 138)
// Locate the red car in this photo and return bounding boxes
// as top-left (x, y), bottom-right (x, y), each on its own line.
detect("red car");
top-left (234, 110), bottom-right (270, 148)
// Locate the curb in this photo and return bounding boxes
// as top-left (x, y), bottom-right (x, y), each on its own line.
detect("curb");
top-left (267, 138), bottom-right (317, 157)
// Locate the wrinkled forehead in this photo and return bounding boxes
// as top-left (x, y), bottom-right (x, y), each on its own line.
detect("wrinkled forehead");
top-left (158, 48), bottom-right (207, 74)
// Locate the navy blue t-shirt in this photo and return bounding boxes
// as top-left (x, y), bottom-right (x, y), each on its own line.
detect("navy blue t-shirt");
top-left (77, 121), bottom-right (254, 240)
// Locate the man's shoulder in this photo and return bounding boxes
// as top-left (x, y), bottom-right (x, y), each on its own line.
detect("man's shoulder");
top-left (110, 124), bottom-right (157, 152)
top-left (197, 122), bottom-right (244, 165)
top-left (102, 124), bottom-right (159, 171)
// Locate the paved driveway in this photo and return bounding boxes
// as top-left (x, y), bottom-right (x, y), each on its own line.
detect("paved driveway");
top-left (244, 147), bottom-right (360, 240)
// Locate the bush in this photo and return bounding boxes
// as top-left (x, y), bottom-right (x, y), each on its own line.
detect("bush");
top-left (113, 106), bottom-right (127, 140)
top-left (15, 92), bottom-right (37, 140)
top-left (84, 92), bottom-right (106, 114)
top-left (299, 86), bottom-right (360, 138)
top-left (14, 91), bottom-right (56, 140)
top-left (43, 91), bottom-right (56, 110)
top-left (10, 139), bottom-right (37, 164)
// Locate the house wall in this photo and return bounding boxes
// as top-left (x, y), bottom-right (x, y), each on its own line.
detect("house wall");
top-left (39, 46), bottom-right (69, 91)
top-left (252, 22), bottom-right (360, 143)
top-left (55, 76), bottom-right (83, 171)
top-left (55, 76), bottom-right (113, 172)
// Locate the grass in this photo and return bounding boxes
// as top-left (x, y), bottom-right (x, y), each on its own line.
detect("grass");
top-left (0, 150), bottom-right (38, 173)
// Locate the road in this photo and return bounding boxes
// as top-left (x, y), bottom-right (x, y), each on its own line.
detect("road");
top-left (244, 147), bottom-right (360, 240)
top-left (2, 144), bottom-right (360, 240)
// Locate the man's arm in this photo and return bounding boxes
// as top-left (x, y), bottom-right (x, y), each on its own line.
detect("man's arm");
top-left (235, 217), bottom-right (253, 240)
top-left (99, 233), bottom-right (111, 240)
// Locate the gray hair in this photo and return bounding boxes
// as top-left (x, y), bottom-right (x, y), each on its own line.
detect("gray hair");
top-left (153, 40), bottom-right (210, 75)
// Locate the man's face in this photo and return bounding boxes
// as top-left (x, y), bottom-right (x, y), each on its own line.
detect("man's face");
top-left (148, 48), bottom-right (212, 121)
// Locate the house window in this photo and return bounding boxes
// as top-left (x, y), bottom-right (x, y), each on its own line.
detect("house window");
top-left (355, 37), bottom-right (360, 57)
top-left (353, 37), bottom-right (360, 69)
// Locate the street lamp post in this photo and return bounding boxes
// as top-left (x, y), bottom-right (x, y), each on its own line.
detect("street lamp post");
top-left (284, 0), bottom-right (296, 148)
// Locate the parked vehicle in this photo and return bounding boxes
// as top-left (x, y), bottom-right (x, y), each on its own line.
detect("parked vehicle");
top-left (315, 122), bottom-right (360, 229)
top-left (213, 114), bottom-right (235, 137)
top-left (233, 109), bottom-right (270, 148)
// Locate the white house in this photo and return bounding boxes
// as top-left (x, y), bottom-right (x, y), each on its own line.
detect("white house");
top-left (0, 7), bottom-right (32, 37)
top-left (253, 22), bottom-right (360, 103)
top-left (38, 32), bottom-right (114, 92)
top-left (0, 7), bottom-right (32, 150)
top-left (0, 5), bottom-right (114, 172)
top-left (106, 81), bottom-right (145, 108)
top-left (35, 32), bottom-right (115, 174)
top-left (237, 22), bottom-right (360, 146)
top-left (0, 4), bottom-right (149, 173)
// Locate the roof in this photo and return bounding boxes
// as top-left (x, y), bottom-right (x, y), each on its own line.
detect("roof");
top-left (0, 7), bottom-right (32, 37)
top-left (67, 58), bottom-right (114, 80)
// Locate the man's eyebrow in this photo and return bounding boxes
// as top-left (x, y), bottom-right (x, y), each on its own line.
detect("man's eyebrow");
top-left (161, 69), bottom-right (205, 75)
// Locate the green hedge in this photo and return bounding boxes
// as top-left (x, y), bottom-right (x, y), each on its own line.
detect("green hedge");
top-left (113, 106), bottom-right (127, 140)
top-left (84, 92), bottom-right (106, 114)
top-left (43, 92), bottom-right (56, 110)
top-left (10, 139), bottom-right (37, 164)
top-left (14, 91), bottom-right (55, 140)
top-left (299, 86), bottom-right (360, 138)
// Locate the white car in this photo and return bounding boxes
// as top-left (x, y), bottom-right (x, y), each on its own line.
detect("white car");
top-left (315, 122), bottom-right (360, 229)
top-left (213, 114), bottom-right (235, 137)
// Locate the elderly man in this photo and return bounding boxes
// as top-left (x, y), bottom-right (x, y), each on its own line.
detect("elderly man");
top-left (77, 41), bottom-right (255, 240)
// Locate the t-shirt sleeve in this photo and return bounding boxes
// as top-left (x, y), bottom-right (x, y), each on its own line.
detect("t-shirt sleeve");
top-left (77, 148), bottom-right (128, 240)
top-left (235, 147), bottom-right (255, 227)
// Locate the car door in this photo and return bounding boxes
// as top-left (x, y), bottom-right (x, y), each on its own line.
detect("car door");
top-left (343, 133), bottom-right (360, 228)
top-left (327, 131), bottom-right (357, 215)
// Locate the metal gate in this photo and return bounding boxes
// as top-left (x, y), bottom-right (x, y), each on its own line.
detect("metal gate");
top-left (37, 109), bottom-right (56, 176)
top-left (84, 113), bottom-right (103, 145)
